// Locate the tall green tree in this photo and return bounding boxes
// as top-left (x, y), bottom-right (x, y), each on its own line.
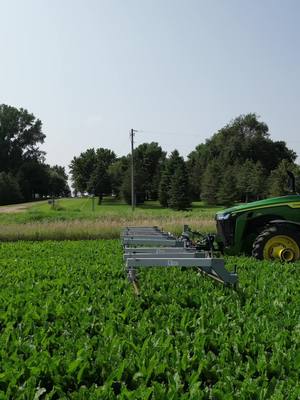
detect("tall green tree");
top-left (88, 148), bottom-right (116, 202)
top-left (17, 161), bottom-right (50, 201)
top-left (0, 104), bottom-right (71, 203)
top-left (204, 113), bottom-right (296, 171)
top-left (158, 172), bottom-right (170, 207)
top-left (69, 149), bottom-right (98, 194)
top-left (188, 113), bottom-right (296, 203)
top-left (0, 104), bottom-right (45, 172)
top-left (168, 163), bottom-right (191, 210)
top-left (186, 144), bottom-right (208, 200)
top-left (87, 165), bottom-right (111, 204)
top-left (216, 166), bottom-right (238, 206)
top-left (51, 165), bottom-right (68, 181)
top-left (236, 160), bottom-right (266, 202)
top-left (121, 167), bottom-right (146, 205)
top-left (108, 157), bottom-right (129, 198)
top-left (201, 159), bottom-right (223, 205)
top-left (159, 150), bottom-right (190, 209)
top-left (121, 142), bottom-right (166, 204)
top-left (134, 142), bottom-right (166, 200)
top-left (0, 172), bottom-right (22, 205)
top-left (48, 166), bottom-right (70, 197)
top-left (69, 148), bottom-right (116, 196)
top-left (158, 150), bottom-right (182, 207)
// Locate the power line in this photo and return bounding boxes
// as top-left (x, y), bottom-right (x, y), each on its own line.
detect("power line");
top-left (137, 129), bottom-right (202, 138)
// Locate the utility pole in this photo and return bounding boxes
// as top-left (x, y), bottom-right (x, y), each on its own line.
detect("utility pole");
top-left (130, 129), bottom-right (137, 211)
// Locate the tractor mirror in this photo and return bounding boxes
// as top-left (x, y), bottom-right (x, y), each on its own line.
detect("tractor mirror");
top-left (287, 170), bottom-right (296, 194)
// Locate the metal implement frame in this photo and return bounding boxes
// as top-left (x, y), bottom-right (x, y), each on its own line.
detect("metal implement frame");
top-left (123, 238), bottom-right (185, 247)
top-left (122, 226), bottom-right (186, 248)
top-left (124, 247), bottom-right (200, 255)
top-left (124, 252), bottom-right (206, 260)
top-left (122, 226), bottom-right (238, 294)
top-left (126, 257), bottom-right (237, 285)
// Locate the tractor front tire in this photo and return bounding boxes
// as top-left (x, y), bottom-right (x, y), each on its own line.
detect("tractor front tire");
top-left (252, 224), bottom-right (300, 261)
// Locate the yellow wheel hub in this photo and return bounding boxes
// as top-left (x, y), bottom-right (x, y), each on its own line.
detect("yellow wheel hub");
top-left (263, 235), bottom-right (300, 261)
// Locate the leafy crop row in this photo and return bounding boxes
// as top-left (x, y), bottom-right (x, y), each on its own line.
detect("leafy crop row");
top-left (0, 240), bottom-right (299, 399)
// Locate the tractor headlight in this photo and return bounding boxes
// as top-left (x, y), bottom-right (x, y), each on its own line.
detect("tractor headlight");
top-left (216, 213), bottom-right (230, 220)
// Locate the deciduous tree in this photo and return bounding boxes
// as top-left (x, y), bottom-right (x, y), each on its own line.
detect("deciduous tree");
top-left (69, 148), bottom-right (116, 196)
top-left (0, 104), bottom-right (45, 172)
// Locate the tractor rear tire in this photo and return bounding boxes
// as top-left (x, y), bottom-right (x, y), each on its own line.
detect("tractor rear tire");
top-left (252, 224), bottom-right (300, 261)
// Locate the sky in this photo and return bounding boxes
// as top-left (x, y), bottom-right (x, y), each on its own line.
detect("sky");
top-left (1, 0), bottom-right (300, 170)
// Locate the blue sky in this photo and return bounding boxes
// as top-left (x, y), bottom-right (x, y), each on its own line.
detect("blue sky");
top-left (1, 0), bottom-right (300, 169)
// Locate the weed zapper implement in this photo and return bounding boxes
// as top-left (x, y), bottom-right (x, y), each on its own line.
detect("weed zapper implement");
top-left (122, 226), bottom-right (238, 294)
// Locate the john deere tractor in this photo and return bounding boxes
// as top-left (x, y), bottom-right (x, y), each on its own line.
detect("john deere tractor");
top-left (215, 193), bottom-right (300, 262)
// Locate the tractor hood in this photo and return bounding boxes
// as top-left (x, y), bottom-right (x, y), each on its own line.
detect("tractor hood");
top-left (216, 194), bottom-right (300, 220)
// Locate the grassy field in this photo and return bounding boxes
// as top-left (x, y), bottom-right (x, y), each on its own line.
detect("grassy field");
top-left (1, 200), bottom-right (299, 398)
top-left (0, 240), bottom-right (299, 398)
top-left (0, 198), bottom-right (222, 241)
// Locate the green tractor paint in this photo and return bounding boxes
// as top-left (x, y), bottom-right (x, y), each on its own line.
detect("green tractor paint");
top-left (215, 195), bottom-right (300, 261)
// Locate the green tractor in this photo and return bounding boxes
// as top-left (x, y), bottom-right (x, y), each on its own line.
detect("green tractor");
top-left (215, 174), bottom-right (300, 261)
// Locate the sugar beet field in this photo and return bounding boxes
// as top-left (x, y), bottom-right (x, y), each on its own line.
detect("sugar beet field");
top-left (0, 240), bottom-right (299, 399)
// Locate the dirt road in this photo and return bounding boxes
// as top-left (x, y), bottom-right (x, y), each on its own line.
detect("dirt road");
top-left (0, 201), bottom-right (46, 213)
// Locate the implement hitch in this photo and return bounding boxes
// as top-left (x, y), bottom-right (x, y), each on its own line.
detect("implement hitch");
top-left (121, 226), bottom-right (238, 294)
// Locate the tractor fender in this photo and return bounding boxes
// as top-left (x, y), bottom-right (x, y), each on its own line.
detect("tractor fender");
top-left (268, 219), bottom-right (300, 230)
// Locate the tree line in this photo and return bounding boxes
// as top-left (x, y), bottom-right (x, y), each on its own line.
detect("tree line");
top-left (1, 104), bottom-right (298, 209)
top-left (70, 113), bottom-right (299, 209)
top-left (0, 104), bottom-right (70, 205)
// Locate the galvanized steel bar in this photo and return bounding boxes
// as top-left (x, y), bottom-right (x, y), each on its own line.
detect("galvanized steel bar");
top-left (124, 252), bottom-right (206, 260)
top-left (124, 247), bottom-right (198, 254)
top-left (123, 238), bottom-right (185, 247)
top-left (126, 257), bottom-right (237, 285)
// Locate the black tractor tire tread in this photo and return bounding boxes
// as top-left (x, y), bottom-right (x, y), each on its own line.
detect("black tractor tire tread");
top-left (252, 226), bottom-right (273, 259)
top-left (252, 224), bottom-right (300, 260)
